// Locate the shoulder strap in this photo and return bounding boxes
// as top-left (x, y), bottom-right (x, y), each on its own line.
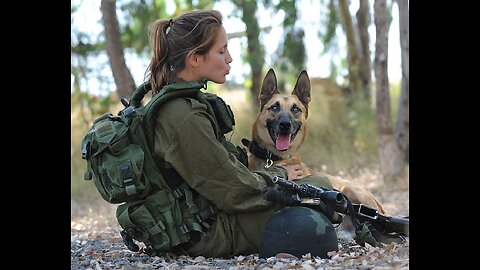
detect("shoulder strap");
top-left (193, 91), bottom-right (219, 137)
top-left (137, 80), bottom-right (207, 148)
top-left (130, 82), bottom-right (152, 108)
top-left (130, 80), bottom-right (207, 108)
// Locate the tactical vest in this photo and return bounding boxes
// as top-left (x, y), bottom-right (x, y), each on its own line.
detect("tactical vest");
top-left (81, 80), bottom-right (248, 255)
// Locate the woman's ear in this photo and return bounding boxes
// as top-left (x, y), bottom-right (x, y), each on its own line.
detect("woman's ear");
top-left (186, 51), bottom-right (200, 68)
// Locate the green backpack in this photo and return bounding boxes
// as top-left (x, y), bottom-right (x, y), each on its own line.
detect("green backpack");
top-left (81, 80), bottom-right (246, 255)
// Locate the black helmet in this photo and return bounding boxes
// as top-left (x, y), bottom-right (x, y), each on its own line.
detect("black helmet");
top-left (259, 206), bottom-right (338, 258)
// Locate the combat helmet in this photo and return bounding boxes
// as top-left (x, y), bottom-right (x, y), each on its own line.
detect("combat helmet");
top-left (259, 206), bottom-right (338, 258)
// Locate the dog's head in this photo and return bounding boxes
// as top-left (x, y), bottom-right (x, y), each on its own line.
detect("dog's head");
top-left (252, 68), bottom-right (311, 157)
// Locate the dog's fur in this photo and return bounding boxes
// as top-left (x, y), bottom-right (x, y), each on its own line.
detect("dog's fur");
top-left (247, 68), bottom-right (386, 214)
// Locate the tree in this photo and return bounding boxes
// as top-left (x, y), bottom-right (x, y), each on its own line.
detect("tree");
top-left (338, 0), bottom-right (363, 97)
top-left (356, 0), bottom-right (372, 100)
top-left (318, 0), bottom-right (374, 101)
top-left (374, 0), bottom-right (405, 179)
top-left (318, 0), bottom-right (341, 82)
top-left (120, 0), bottom-right (214, 53)
top-left (231, 0), bottom-right (265, 109)
top-left (101, 0), bottom-right (137, 99)
top-left (395, 0), bottom-right (409, 163)
top-left (101, 0), bottom-right (216, 99)
top-left (271, 0), bottom-right (306, 93)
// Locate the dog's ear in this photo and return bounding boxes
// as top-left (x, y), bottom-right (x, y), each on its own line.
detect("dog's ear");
top-left (291, 70), bottom-right (311, 111)
top-left (259, 68), bottom-right (279, 110)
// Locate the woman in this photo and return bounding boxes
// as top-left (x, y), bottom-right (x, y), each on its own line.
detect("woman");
top-left (141, 9), bottom-right (332, 257)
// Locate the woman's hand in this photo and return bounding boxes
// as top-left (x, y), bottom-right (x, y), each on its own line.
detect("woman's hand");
top-left (276, 162), bottom-right (304, 180)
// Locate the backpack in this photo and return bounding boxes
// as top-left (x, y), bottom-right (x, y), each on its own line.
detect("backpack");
top-left (80, 80), bottom-right (247, 254)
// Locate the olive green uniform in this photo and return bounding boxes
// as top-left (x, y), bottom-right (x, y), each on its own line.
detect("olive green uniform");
top-left (153, 92), bottom-right (332, 257)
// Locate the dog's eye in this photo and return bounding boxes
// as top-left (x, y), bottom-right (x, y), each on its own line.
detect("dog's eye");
top-left (291, 105), bottom-right (301, 114)
top-left (269, 103), bottom-right (280, 112)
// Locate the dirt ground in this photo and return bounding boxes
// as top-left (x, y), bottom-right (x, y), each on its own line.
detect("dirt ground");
top-left (71, 167), bottom-right (409, 269)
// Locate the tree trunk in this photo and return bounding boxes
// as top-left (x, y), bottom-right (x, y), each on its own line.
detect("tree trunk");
top-left (374, 0), bottom-right (405, 179)
top-left (101, 0), bottom-right (136, 99)
top-left (234, 0), bottom-right (264, 109)
top-left (338, 0), bottom-right (362, 97)
top-left (356, 0), bottom-right (372, 100)
top-left (395, 0), bottom-right (409, 163)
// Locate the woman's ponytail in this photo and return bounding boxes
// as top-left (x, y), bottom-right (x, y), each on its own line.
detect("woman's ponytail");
top-left (147, 19), bottom-right (171, 93)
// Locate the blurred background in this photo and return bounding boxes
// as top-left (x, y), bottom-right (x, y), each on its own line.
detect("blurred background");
top-left (71, 0), bottom-right (409, 202)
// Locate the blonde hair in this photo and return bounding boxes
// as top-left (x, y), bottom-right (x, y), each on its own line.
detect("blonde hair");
top-left (146, 10), bottom-right (223, 93)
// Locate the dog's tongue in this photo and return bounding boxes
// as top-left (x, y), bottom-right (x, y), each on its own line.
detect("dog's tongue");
top-left (276, 134), bottom-right (291, 151)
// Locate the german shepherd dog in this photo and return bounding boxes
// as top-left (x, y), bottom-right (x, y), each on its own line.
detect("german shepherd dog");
top-left (245, 68), bottom-right (386, 214)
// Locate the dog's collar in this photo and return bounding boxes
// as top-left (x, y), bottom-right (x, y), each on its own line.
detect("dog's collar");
top-left (241, 138), bottom-right (283, 162)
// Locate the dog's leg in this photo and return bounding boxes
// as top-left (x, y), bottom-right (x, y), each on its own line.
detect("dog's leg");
top-left (323, 174), bottom-right (387, 214)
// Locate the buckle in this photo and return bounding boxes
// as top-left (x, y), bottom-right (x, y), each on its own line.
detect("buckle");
top-left (81, 139), bottom-right (90, 160)
top-left (120, 163), bottom-right (133, 182)
top-left (178, 224), bottom-right (190, 234)
top-left (201, 217), bottom-right (216, 229)
top-left (355, 204), bottom-right (378, 220)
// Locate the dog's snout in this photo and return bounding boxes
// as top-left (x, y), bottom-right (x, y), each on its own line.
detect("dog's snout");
top-left (277, 114), bottom-right (292, 131)
top-left (279, 120), bottom-right (291, 130)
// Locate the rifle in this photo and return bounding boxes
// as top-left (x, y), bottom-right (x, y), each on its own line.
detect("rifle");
top-left (262, 176), bottom-right (409, 245)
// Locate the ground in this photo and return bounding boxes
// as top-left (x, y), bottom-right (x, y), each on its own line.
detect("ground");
top-left (71, 167), bottom-right (409, 269)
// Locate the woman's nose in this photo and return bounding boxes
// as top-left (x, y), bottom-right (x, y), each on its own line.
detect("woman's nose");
top-left (226, 49), bottom-right (232, 64)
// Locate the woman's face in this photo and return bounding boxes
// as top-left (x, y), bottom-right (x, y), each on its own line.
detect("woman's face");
top-left (197, 26), bottom-right (232, 84)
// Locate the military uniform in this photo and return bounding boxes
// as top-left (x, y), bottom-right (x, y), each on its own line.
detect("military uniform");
top-left (153, 85), bottom-right (333, 257)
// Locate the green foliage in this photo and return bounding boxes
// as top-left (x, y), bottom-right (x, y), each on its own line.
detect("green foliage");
top-left (233, 0), bottom-right (264, 72)
top-left (71, 40), bottom-right (104, 56)
top-left (276, 0), bottom-right (297, 26)
top-left (319, 0), bottom-right (339, 54)
top-left (283, 29), bottom-right (306, 72)
top-left (120, 0), bottom-right (168, 53)
top-left (269, 0), bottom-right (306, 77)
top-left (119, 0), bottom-right (216, 54)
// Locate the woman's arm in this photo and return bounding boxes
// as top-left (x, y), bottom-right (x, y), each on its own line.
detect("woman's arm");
top-left (158, 98), bottom-right (287, 213)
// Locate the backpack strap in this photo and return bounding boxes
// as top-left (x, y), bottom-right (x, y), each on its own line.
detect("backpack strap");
top-left (193, 92), bottom-right (220, 138)
top-left (140, 80), bottom-right (207, 148)
top-left (139, 80), bottom-right (207, 192)
top-left (130, 82), bottom-right (152, 108)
